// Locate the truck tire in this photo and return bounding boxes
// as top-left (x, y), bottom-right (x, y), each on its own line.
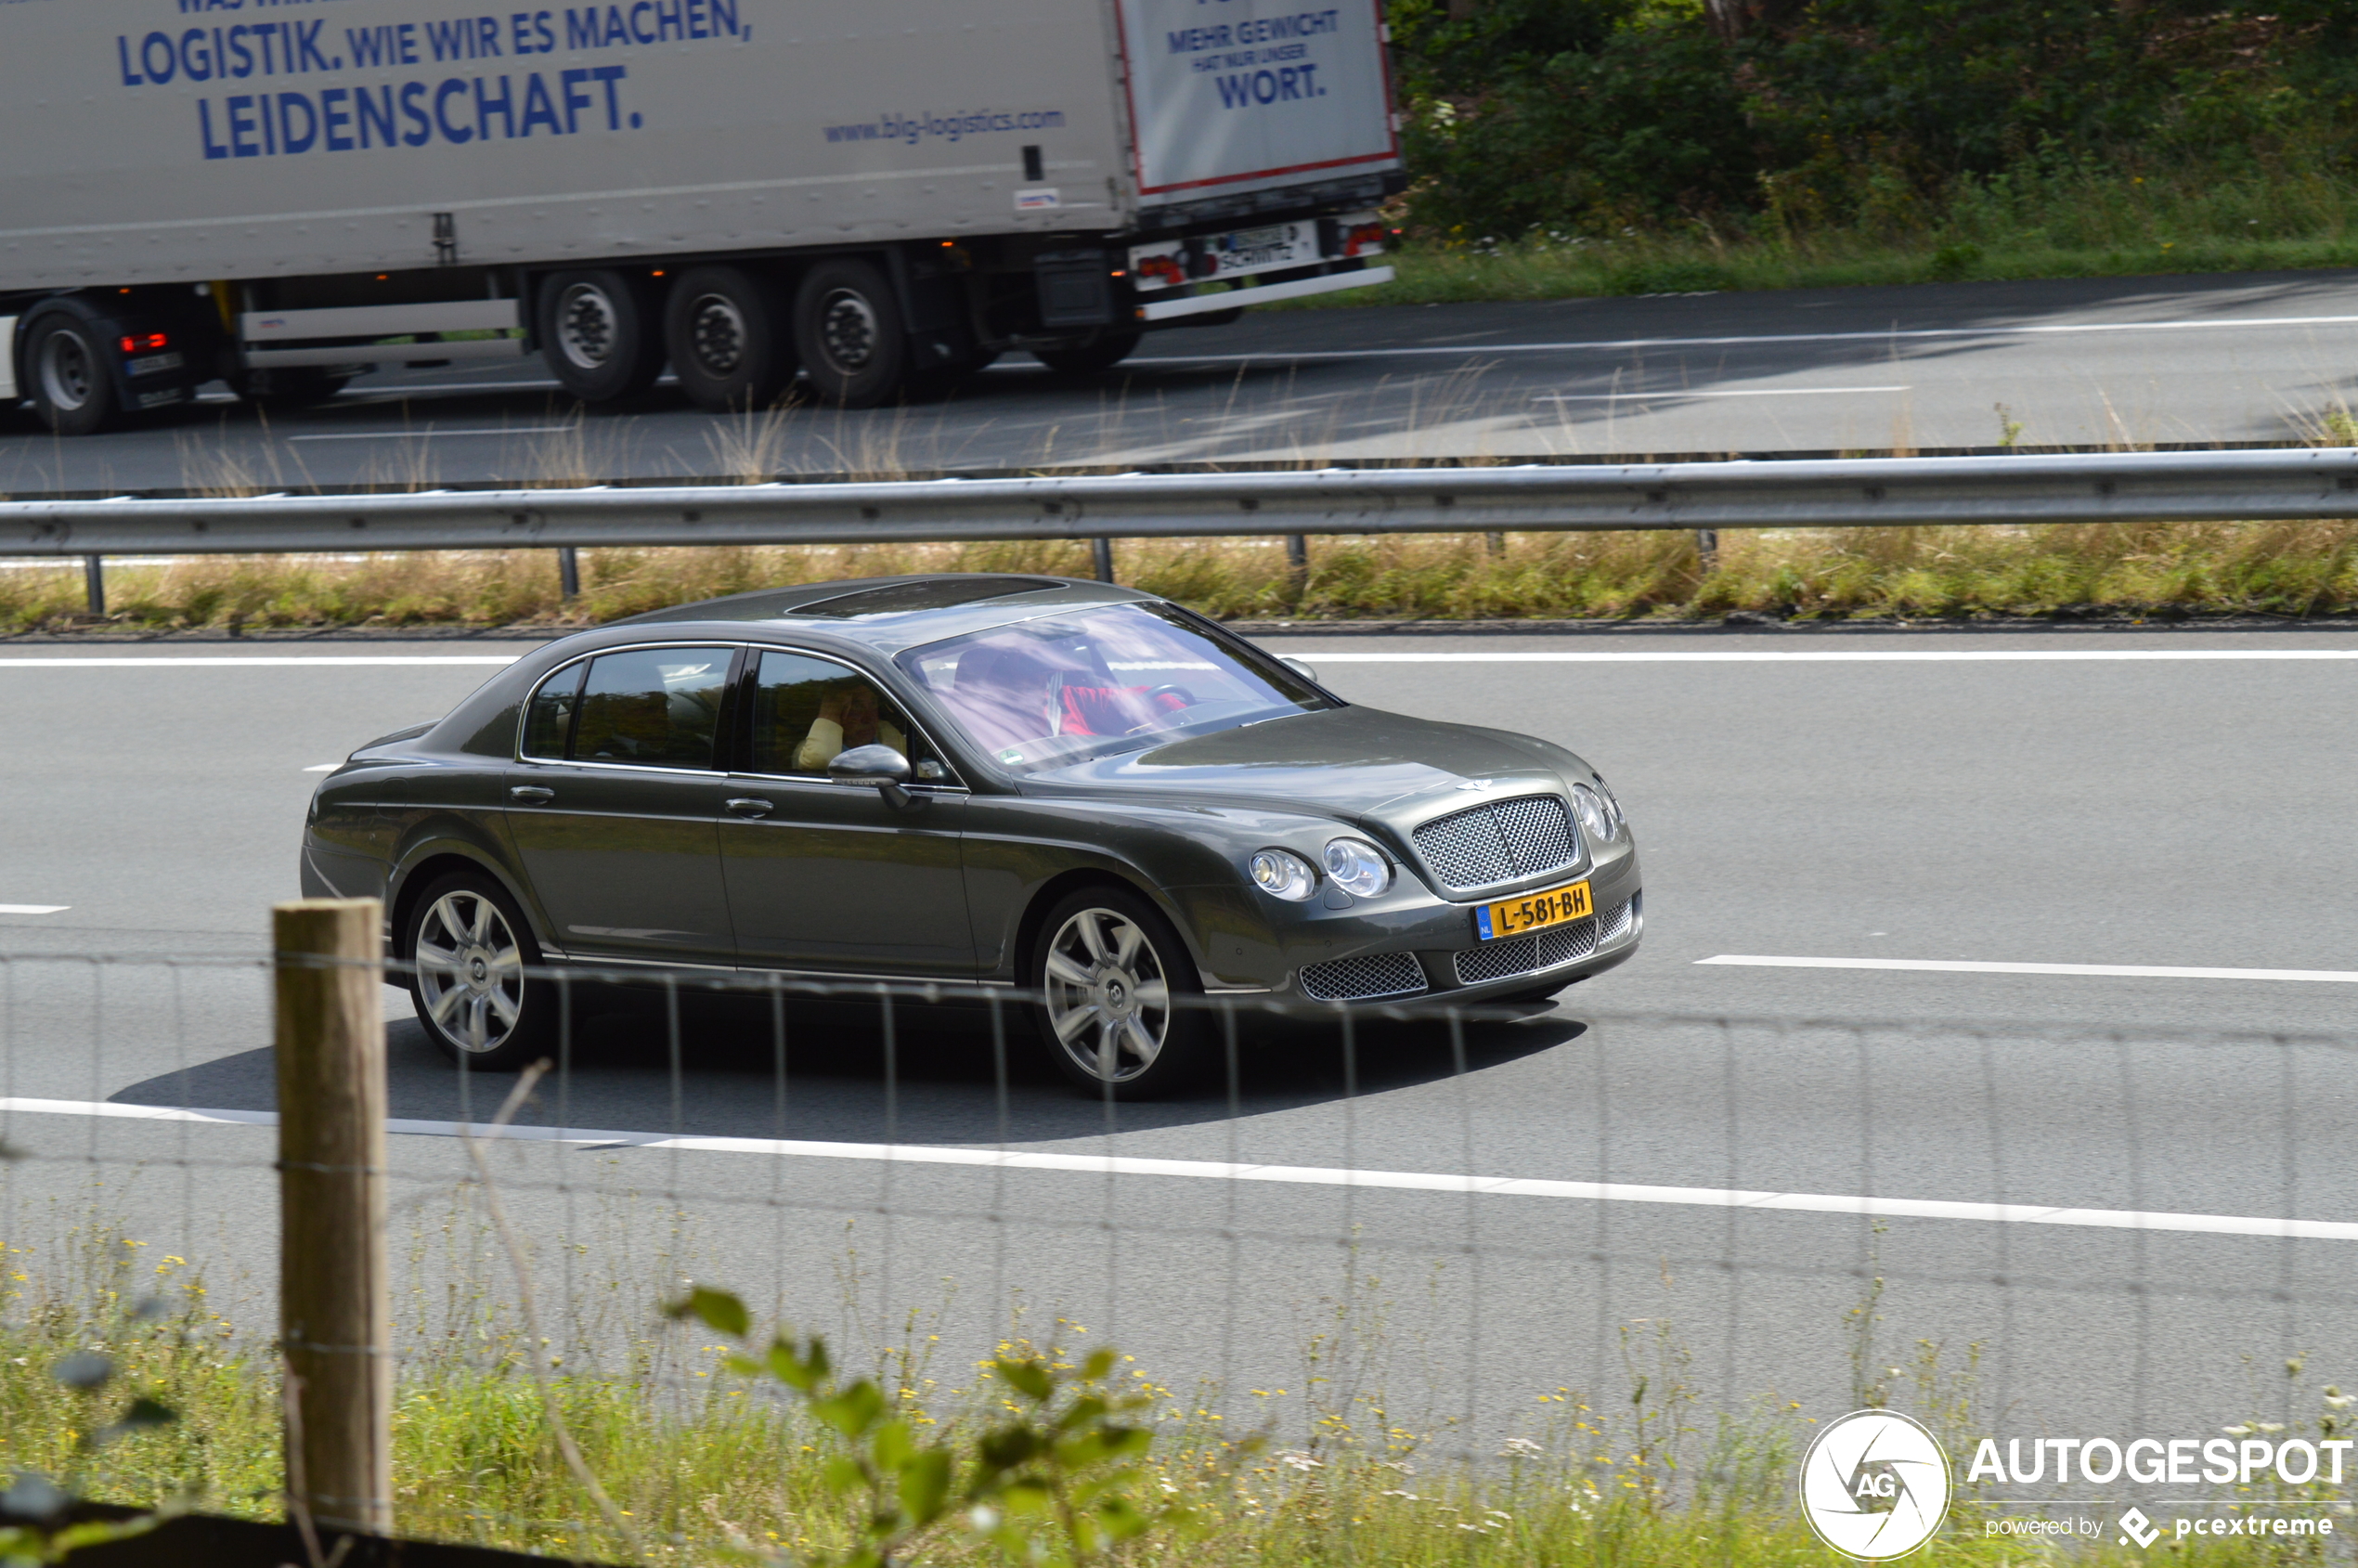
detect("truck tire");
top-left (1032, 331), bottom-right (1142, 376)
top-left (538, 269), bottom-right (665, 403)
top-left (23, 312), bottom-right (120, 436)
top-left (792, 259), bottom-right (907, 408)
top-left (663, 266), bottom-right (794, 412)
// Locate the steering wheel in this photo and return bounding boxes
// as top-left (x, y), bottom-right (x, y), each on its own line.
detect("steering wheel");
top-left (1147, 685), bottom-right (1197, 706)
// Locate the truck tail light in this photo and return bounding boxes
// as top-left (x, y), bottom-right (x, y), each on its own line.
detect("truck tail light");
top-left (119, 332), bottom-right (168, 355)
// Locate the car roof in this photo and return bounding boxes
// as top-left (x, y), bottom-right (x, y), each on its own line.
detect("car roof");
top-left (609, 573), bottom-right (1162, 654)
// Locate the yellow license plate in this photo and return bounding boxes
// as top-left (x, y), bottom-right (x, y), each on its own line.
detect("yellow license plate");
top-left (1475, 879), bottom-right (1592, 940)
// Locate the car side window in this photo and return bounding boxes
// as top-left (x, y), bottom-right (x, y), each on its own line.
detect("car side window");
top-left (521, 662), bottom-right (586, 760)
top-left (747, 650), bottom-right (945, 780)
top-left (568, 647), bottom-right (732, 770)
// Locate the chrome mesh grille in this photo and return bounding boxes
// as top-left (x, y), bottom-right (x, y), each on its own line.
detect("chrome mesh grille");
top-left (1597, 895), bottom-right (1637, 943)
top-left (1298, 952), bottom-right (1429, 1003)
top-left (1413, 796), bottom-right (1578, 890)
top-left (1452, 900), bottom-right (1631, 986)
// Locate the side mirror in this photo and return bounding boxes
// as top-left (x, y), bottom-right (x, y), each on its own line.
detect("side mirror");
top-left (1281, 656), bottom-right (1320, 684)
top-left (829, 744), bottom-right (919, 809)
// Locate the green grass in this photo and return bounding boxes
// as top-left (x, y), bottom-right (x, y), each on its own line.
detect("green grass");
top-left (1284, 157), bottom-right (2358, 306)
top-left (4, 1229), bottom-right (2352, 1565)
top-left (6, 518), bottom-right (2358, 636)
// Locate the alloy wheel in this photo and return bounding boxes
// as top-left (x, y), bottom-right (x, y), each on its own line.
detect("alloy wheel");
top-left (687, 292), bottom-right (748, 377)
top-left (1042, 907), bottom-right (1173, 1083)
top-left (555, 282), bottom-right (619, 369)
top-left (38, 329), bottom-right (95, 412)
top-left (817, 289), bottom-right (879, 372)
top-left (414, 889), bottom-right (527, 1054)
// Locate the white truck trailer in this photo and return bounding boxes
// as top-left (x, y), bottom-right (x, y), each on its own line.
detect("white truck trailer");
top-left (0, 0), bottom-right (1399, 434)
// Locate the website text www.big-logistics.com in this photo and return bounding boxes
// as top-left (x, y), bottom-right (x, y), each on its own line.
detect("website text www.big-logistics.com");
top-left (823, 108), bottom-right (1065, 146)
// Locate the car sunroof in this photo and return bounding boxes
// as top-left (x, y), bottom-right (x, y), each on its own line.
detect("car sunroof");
top-left (792, 577), bottom-right (1064, 618)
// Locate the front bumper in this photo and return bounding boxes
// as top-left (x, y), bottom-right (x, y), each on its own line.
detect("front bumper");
top-left (1215, 845), bottom-right (1644, 1006)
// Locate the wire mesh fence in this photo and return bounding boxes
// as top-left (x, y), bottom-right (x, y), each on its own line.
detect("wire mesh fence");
top-left (4, 945), bottom-right (2356, 1562)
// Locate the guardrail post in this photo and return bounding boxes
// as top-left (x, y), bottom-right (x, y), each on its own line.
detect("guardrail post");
top-left (1694, 528), bottom-right (1719, 572)
top-left (1285, 534), bottom-right (1309, 585)
top-left (274, 897), bottom-right (393, 1537)
top-left (82, 555), bottom-right (105, 616)
top-left (1092, 538), bottom-right (1115, 583)
top-left (556, 546), bottom-right (581, 602)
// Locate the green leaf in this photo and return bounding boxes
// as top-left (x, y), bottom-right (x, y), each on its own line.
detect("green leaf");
top-left (898, 1447), bottom-right (952, 1525)
top-left (765, 1336), bottom-right (825, 1393)
top-left (870, 1419), bottom-right (913, 1471)
top-left (994, 1358), bottom-right (1053, 1402)
top-left (823, 1455), bottom-right (870, 1496)
top-left (1081, 1347), bottom-right (1116, 1380)
top-left (664, 1285), bottom-right (751, 1339)
top-left (721, 1353), bottom-right (765, 1379)
top-left (812, 1380), bottom-right (885, 1439)
top-left (978, 1428), bottom-right (1043, 1471)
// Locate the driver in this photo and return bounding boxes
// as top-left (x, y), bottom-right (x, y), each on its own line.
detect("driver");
top-left (796, 678), bottom-right (908, 771)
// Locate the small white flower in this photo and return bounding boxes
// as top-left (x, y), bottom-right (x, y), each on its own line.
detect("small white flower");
top-left (1380, 1489), bottom-right (1419, 1500)
top-left (1276, 1450), bottom-right (1323, 1472)
top-left (1499, 1437), bottom-right (1545, 1458)
top-left (967, 1505), bottom-right (1000, 1533)
top-left (2258, 1422), bottom-right (2286, 1433)
top-left (2223, 1424), bottom-right (2253, 1436)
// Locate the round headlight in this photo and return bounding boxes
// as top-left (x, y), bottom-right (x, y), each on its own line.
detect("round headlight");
top-left (1250, 849), bottom-right (1318, 901)
top-left (1594, 774), bottom-right (1626, 836)
top-left (1322, 837), bottom-right (1392, 899)
top-left (1568, 783), bottom-right (1613, 844)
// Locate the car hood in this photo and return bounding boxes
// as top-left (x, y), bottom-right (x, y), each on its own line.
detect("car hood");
top-left (1022, 706), bottom-right (1572, 823)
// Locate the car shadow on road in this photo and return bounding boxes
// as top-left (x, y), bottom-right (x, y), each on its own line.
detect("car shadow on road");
top-left (110, 987), bottom-right (1586, 1147)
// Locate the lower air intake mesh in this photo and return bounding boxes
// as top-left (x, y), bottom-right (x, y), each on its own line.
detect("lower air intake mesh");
top-left (1452, 899), bottom-right (1630, 986)
top-left (1298, 952), bottom-right (1429, 1003)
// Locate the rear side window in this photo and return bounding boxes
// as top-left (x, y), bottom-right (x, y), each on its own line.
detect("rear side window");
top-left (521, 663), bottom-right (585, 759)
top-left (564, 647), bottom-right (732, 770)
top-left (746, 649), bottom-right (943, 778)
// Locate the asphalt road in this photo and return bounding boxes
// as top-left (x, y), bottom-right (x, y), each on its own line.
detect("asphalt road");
top-left (2, 626), bottom-right (2353, 1464)
top-left (6, 268), bottom-right (2358, 495)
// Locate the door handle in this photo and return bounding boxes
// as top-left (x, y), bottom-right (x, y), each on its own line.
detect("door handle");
top-left (725, 797), bottom-right (773, 818)
top-left (508, 784), bottom-right (554, 804)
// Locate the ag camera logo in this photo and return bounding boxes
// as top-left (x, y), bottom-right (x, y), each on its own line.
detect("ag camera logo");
top-left (1799, 1409), bottom-right (1952, 1560)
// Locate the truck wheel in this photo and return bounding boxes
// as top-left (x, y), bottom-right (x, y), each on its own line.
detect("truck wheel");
top-left (792, 259), bottom-right (907, 408)
top-left (24, 314), bottom-right (120, 436)
top-left (1032, 331), bottom-right (1142, 376)
top-left (538, 270), bottom-right (665, 403)
top-left (664, 266), bottom-right (794, 412)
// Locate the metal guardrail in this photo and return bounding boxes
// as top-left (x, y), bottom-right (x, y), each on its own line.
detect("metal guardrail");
top-left (4, 447), bottom-right (2356, 557)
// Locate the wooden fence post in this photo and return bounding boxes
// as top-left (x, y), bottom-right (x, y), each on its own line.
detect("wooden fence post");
top-left (274, 897), bottom-right (393, 1537)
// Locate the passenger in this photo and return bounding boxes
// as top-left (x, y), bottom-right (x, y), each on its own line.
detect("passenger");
top-left (795, 679), bottom-right (908, 771)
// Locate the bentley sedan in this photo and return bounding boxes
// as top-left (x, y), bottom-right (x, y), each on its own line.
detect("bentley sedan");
top-left (302, 574), bottom-right (1642, 1096)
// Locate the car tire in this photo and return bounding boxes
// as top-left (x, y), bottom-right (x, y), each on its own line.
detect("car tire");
top-left (1031, 331), bottom-right (1141, 376)
top-left (24, 313), bottom-right (121, 436)
top-left (1029, 885), bottom-right (1211, 1099)
top-left (663, 265), bottom-right (795, 412)
top-left (791, 258), bottom-right (908, 407)
top-left (538, 269), bottom-right (666, 403)
top-left (404, 870), bottom-right (559, 1071)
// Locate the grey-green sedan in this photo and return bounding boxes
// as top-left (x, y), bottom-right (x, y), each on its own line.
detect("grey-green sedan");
top-left (301, 574), bottom-right (1641, 1096)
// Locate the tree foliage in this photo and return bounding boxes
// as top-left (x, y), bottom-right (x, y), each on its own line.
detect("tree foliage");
top-left (1391, 0), bottom-right (2358, 239)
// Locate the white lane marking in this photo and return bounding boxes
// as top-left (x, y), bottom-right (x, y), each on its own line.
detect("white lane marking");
top-left (1307, 650), bottom-right (2358, 663)
top-left (1699, 954), bottom-right (2358, 983)
top-left (288, 427), bottom-right (584, 443)
top-left (1536, 385), bottom-right (1910, 401)
top-left (2, 1094), bottom-right (2349, 1242)
top-left (1127, 313), bottom-right (2358, 367)
top-left (0, 656), bottom-right (519, 667)
top-left (0, 906), bottom-right (68, 915)
top-left (303, 763), bottom-right (341, 772)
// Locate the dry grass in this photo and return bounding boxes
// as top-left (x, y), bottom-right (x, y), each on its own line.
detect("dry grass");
top-left (6, 518), bottom-right (2357, 636)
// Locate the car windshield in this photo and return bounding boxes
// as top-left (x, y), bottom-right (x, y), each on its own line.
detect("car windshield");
top-left (896, 602), bottom-right (1331, 772)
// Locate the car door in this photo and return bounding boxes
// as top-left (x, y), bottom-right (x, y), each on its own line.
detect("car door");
top-left (719, 647), bottom-right (972, 978)
top-left (501, 643), bottom-right (740, 967)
